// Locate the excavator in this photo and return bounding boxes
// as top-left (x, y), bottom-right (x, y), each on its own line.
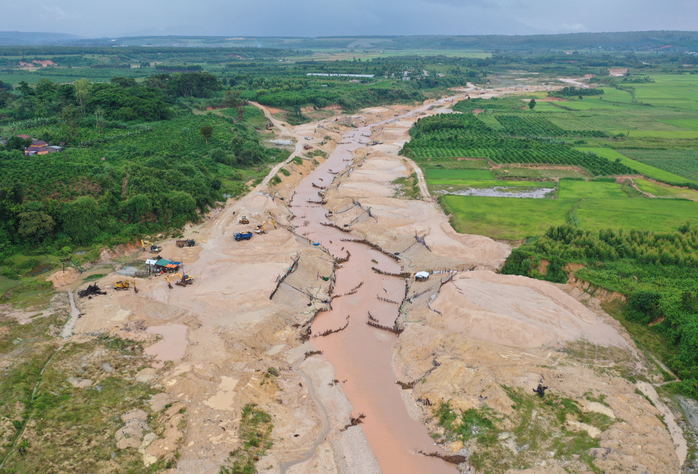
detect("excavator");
top-left (115, 280), bottom-right (138, 293)
top-left (141, 240), bottom-right (162, 253)
top-left (166, 273), bottom-right (194, 288)
top-left (238, 215), bottom-right (250, 225)
top-left (254, 219), bottom-right (277, 235)
top-left (265, 122), bottom-right (273, 130)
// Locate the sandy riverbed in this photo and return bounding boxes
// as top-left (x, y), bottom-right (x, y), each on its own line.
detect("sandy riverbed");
top-left (59, 83), bottom-right (685, 473)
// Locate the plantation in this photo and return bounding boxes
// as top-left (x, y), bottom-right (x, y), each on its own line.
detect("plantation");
top-left (402, 113), bottom-right (630, 176)
top-left (495, 115), bottom-right (606, 138)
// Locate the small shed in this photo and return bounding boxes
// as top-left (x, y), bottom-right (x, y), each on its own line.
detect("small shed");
top-left (415, 271), bottom-right (430, 282)
top-left (152, 258), bottom-right (180, 273)
top-left (145, 259), bottom-right (158, 271)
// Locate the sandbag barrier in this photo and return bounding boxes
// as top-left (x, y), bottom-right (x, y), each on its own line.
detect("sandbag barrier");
top-left (320, 222), bottom-right (352, 233)
top-left (340, 238), bottom-right (401, 262)
top-left (335, 250), bottom-right (351, 265)
top-left (299, 305), bottom-right (332, 342)
top-left (366, 320), bottom-right (403, 335)
top-left (304, 350), bottom-right (323, 360)
top-left (269, 255), bottom-right (301, 300)
top-left (314, 315), bottom-right (350, 338)
top-left (366, 311), bottom-right (403, 335)
top-left (371, 267), bottom-right (411, 278)
top-left (332, 280), bottom-right (362, 299)
top-left (417, 451), bottom-right (468, 466)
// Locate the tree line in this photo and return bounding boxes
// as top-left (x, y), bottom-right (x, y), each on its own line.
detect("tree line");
top-left (502, 223), bottom-right (698, 398)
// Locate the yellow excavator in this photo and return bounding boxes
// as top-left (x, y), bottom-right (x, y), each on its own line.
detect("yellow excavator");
top-left (115, 280), bottom-right (138, 293)
top-left (254, 219), bottom-right (277, 235)
top-left (265, 122), bottom-right (273, 130)
top-left (166, 273), bottom-right (194, 288)
top-left (238, 215), bottom-right (249, 225)
top-left (141, 240), bottom-right (162, 253)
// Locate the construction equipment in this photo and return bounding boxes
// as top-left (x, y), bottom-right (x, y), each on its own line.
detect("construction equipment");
top-left (254, 219), bottom-right (277, 235)
top-left (141, 240), bottom-right (162, 253)
top-left (176, 239), bottom-right (196, 248)
top-left (115, 280), bottom-right (138, 293)
top-left (303, 144), bottom-right (313, 150)
top-left (166, 273), bottom-right (194, 288)
top-left (238, 216), bottom-right (249, 225)
top-left (266, 122), bottom-right (273, 130)
top-left (234, 232), bottom-right (253, 241)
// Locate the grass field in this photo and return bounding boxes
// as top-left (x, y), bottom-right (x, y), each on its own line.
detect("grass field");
top-left (558, 180), bottom-right (628, 199)
top-left (441, 196), bottom-right (574, 240)
top-left (442, 194), bottom-right (698, 240)
top-left (575, 199), bottom-right (698, 232)
top-left (662, 119), bottom-right (698, 131)
top-left (632, 75), bottom-right (698, 112)
top-left (634, 178), bottom-right (698, 200)
top-left (426, 169), bottom-right (494, 179)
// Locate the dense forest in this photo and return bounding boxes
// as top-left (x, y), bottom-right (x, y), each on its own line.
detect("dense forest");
top-left (0, 72), bottom-right (285, 264)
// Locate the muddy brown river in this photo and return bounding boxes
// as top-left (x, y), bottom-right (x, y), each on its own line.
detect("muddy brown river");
top-left (289, 101), bottom-right (462, 473)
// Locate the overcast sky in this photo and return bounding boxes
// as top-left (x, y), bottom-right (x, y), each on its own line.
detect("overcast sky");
top-left (2, 0), bottom-right (698, 38)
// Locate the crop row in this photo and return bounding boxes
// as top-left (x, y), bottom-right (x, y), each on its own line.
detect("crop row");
top-left (495, 115), bottom-right (606, 138)
top-left (405, 146), bottom-right (630, 176)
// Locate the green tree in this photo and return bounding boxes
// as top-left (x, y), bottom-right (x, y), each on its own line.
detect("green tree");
top-left (200, 126), bottom-right (213, 144)
top-left (111, 76), bottom-right (137, 88)
top-left (61, 105), bottom-right (83, 139)
top-left (74, 78), bottom-right (91, 112)
top-left (123, 194), bottom-right (152, 222)
top-left (61, 196), bottom-right (101, 244)
top-left (94, 107), bottom-right (105, 134)
top-left (6, 136), bottom-right (32, 151)
top-left (528, 99), bottom-right (536, 110)
top-left (17, 210), bottom-right (54, 242)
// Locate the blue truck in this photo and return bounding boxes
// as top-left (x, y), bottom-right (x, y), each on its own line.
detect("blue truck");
top-left (234, 232), bottom-right (253, 241)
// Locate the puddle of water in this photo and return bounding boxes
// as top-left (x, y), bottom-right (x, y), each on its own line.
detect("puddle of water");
top-left (144, 325), bottom-right (189, 368)
top-left (434, 186), bottom-right (554, 198)
top-left (117, 266), bottom-right (140, 276)
top-left (290, 107), bottom-right (457, 473)
top-left (28, 265), bottom-right (54, 277)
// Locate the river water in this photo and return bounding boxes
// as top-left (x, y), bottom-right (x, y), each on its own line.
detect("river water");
top-left (289, 108), bottom-right (457, 473)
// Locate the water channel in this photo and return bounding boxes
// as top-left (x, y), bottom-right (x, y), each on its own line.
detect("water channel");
top-left (289, 100), bottom-right (461, 473)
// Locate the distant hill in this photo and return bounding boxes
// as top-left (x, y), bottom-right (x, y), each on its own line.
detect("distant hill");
top-left (2, 31), bottom-right (698, 52)
top-left (103, 31), bottom-right (698, 53)
top-left (0, 31), bottom-right (81, 45)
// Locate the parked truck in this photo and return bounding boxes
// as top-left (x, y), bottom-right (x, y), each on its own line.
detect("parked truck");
top-left (176, 239), bottom-right (196, 248)
top-left (234, 232), bottom-right (253, 241)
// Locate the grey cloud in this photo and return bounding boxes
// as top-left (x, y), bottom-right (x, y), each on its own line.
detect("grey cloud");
top-left (0, 0), bottom-right (696, 37)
